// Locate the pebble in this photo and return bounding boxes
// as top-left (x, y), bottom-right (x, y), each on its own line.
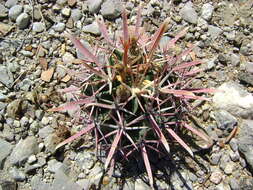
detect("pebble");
top-left (229, 138), bottom-right (238, 152)
top-left (229, 53), bottom-right (240, 66)
top-left (53, 22), bottom-right (65, 32)
top-left (32, 22), bottom-right (45, 33)
top-left (88, 0), bottom-right (103, 14)
top-left (0, 66), bottom-right (14, 87)
top-left (7, 62), bottom-right (20, 73)
top-left (101, 0), bottom-right (122, 19)
top-left (213, 110), bottom-right (237, 136)
top-left (239, 72), bottom-right (253, 86)
top-left (180, 2), bottom-right (198, 24)
top-left (27, 155), bottom-right (37, 164)
top-left (224, 162), bottom-right (235, 175)
top-left (0, 5), bottom-right (8, 18)
top-left (9, 167), bottom-right (26, 181)
top-left (47, 159), bottom-right (64, 173)
top-left (201, 3), bottom-right (214, 21)
top-left (229, 178), bottom-right (240, 190)
top-left (41, 116), bottom-right (50, 126)
top-left (16, 12), bottom-right (30, 29)
top-left (213, 82), bottom-right (253, 119)
top-left (208, 25), bottom-right (222, 40)
top-left (82, 22), bottom-right (101, 36)
top-left (238, 120), bottom-right (253, 170)
top-left (71, 9), bottom-right (82, 21)
top-left (210, 152), bottom-right (222, 165)
top-left (8, 4), bottom-right (23, 21)
top-left (5, 0), bottom-right (18, 8)
top-left (245, 62), bottom-right (253, 74)
top-left (61, 7), bottom-right (71, 17)
top-left (9, 136), bottom-right (39, 165)
top-left (0, 139), bottom-right (13, 167)
top-left (210, 171), bottom-right (223, 185)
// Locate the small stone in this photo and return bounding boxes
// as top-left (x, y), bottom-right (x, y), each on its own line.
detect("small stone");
top-left (7, 62), bottom-right (20, 73)
top-left (61, 7), bottom-right (71, 17)
top-left (35, 110), bottom-right (44, 120)
top-left (41, 116), bottom-right (50, 126)
top-left (0, 66), bottom-right (14, 88)
top-left (229, 53), bottom-right (240, 66)
top-left (210, 171), bottom-right (223, 185)
top-left (20, 116), bottom-right (29, 127)
top-left (224, 162), bottom-right (235, 175)
top-left (8, 5), bottom-right (23, 21)
top-left (82, 21), bottom-right (101, 36)
top-left (218, 54), bottom-right (227, 64)
top-left (220, 154), bottom-right (231, 171)
top-left (88, 0), bottom-right (102, 14)
top-left (239, 72), bottom-right (253, 86)
top-left (32, 22), bottom-right (45, 33)
top-left (210, 152), bottom-right (222, 165)
top-left (229, 151), bottom-right (240, 162)
top-left (208, 25), bottom-right (222, 40)
top-left (62, 52), bottom-right (75, 64)
top-left (201, 3), bottom-right (214, 21)
top-left (180, 2), bottom-right (198, 24)
top-left (5, 0), bottom-right (18, 8)
top-left (16, 12), bottom-right (30, 29)
top-left (9, 167), bottom-right (26, 181)
top-left (213, 110), bottom-right (237, 136)
top-left (229, 138), bottom-right (238, 152)
top-left (47, 159), bottom-right (64, 173)
top-left (6, 99), bottom-right (22, 119)
top-left (224, 31), bottom-right (236, 41)
top-left (101, 0), bottom-right (122, 19)
top-left (0, 139), bottom-right (13, 167)
top-left (68, 0), bottom-right (76, 7)
top-left (0, 5), bottom-right (8, 18)
top-left (71, 9), bottom-right (82, 21)
top-left (9, 136), bottom-right (39, 165)
top-left (27, 155), bottom-right (37, 164)
top-left (246, 62), bottom-right (253, 74)
top-left (53, 22), bottom-right (65, 32)
top-left (56, 0), bottom-right (67, 6)
top-left (229, 178), bottom-right (240, 190)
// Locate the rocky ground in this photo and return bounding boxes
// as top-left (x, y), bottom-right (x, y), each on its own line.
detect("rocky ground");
top-left (0, 0), bottom-right (253, 190)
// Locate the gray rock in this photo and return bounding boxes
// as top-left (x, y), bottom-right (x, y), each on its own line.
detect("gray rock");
top-left (9, 167), bottom-right (26, 181)
top-left (32, 22), bottom-right (45, 33)
top-left (213, 110), bottom-right (237, 136)
top-left (0, 139), bottom-right (13, 168)
top-left (8, 5), bottom-right (23, 21)
top-left (215, 182), bottom-right (231, 190)
top-left (229, 138), bottom-right (238, 152)
top-left (220, 154), bottom-right (231, 171)
top-left (38, 126), bottom-right (54, 139)
top-left (224, 161), bottom-right (235, 175)
top-left (210, 171), bottom-right (223, 185)
top-left (246, 62), bottom-right (253, 74)
top-left (18, 78), bottom-right (32, 91)
top-left (5, 0), bottom-right (18, 8)
top-left (0, 5), bottom-right (8, 18)
top-left (16, 12), bottom-right (30, 29)
top-left (229, 53), bottom-right (240, 66)
top-left (52, 170), bottom-right (82, 190)
top-left (201, 3), bottom-right (214, 21)
top-left (0, 66), bottom-right (14, 87)
top-left (31, 176), bottom-right (51, 190)
top-left (180, 2), bottom-right (198, 24)
top-left (229, 178), bottom-right (240, 190)
top-left (205, 57), bottom-right (216, 70)
top-left (53, 23), bottom-right (65, 32)
top-left (88, 0), bottom-right (102, 14)
top-left (71, 9), bottom-right (82, 21)
top-left (229, 151), bottom-right (240, 162)
top-left (208, 25), bottom-right (222, 40)
top-left (238, 120), bottom-right (253, 171)
top-left (7, 62), bottom-right (20, 73)
top-left (20, 116), bottom-right (29, 127)
top-left (82, 22), bottom-right (101, 36)
top-left (61, 7), bottom-right (71, 17)
top-left (213, 82), bottom-right (253, 119)
top-left (210, 152), bottom-right (222, 165)
top-left (238, 72), bottom-right (253, 86)
top-left (0, 93), bottom-right (7, 101)
top-left (9, 136), bottom-right (39, 165)
top-left (47, 159), bottom-right (65, 173)
top-left (101, 0), bottom-right (122, 19)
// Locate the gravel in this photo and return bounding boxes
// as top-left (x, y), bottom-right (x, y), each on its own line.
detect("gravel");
top-left (180, 1), bottom-right (198, 24)
top-left (32, 22), bottom-right (45, 33)
top-left (8, 4), bottom-right (23, 21)
top-left (88, 0), bottom-right (103, 14)
top-left (201, 3), bottom-right (214, 21)
top-left (16, 12), bottom-right (30, 29)
top-left (101, 0), bottom-right (122, 19)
